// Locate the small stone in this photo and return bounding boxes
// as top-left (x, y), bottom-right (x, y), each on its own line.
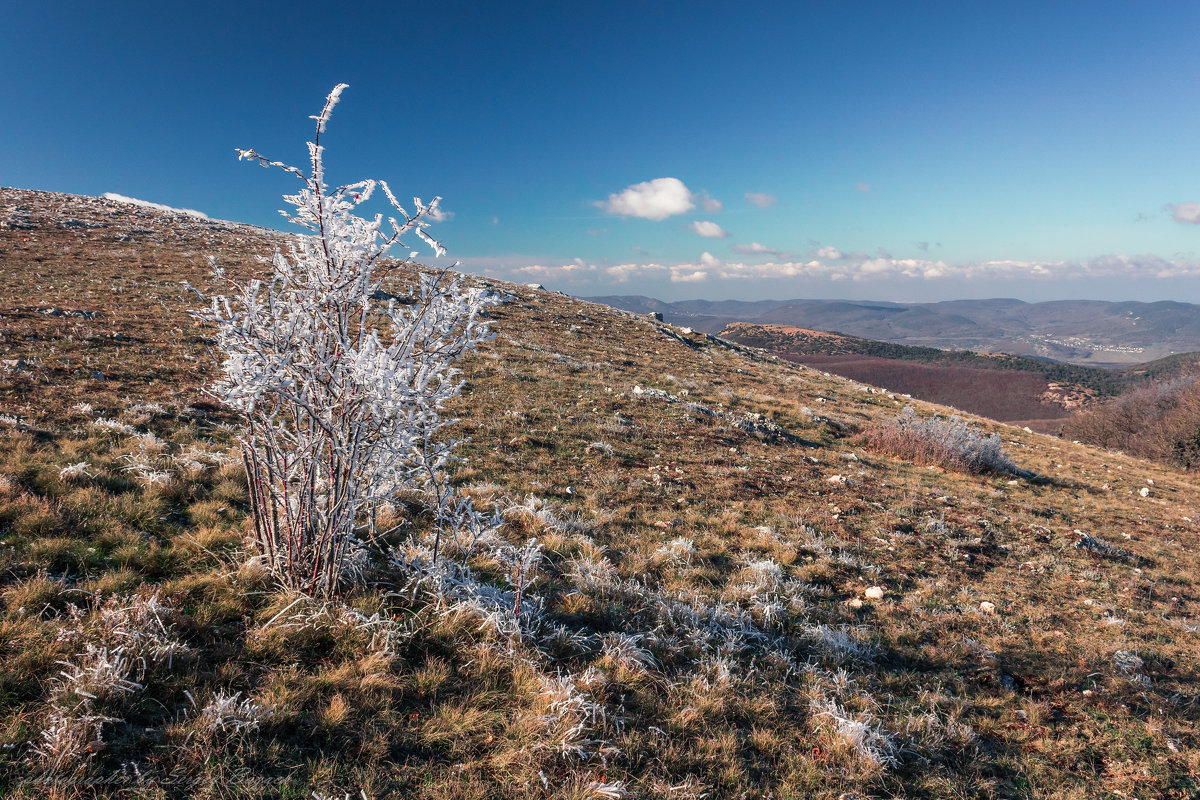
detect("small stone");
top-left (980, 601), bottom-right (996, 614)
top-left (847, 598), bottom-right (863, 609)
top-left (864, 586), bottom-right (884, 601)
top-left (90, 371), bottom-right (106, 380)
top-left (1139, 487), bottom-right (1150, 497)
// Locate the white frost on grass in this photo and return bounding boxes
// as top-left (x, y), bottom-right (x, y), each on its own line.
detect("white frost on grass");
top-left (102, 192), bottom-right (209, 219)
top-left (188, 689), bottom-right (273, 734)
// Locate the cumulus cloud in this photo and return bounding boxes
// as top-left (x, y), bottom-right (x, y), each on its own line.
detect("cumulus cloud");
top-left (598, 177), bottom-right (695, 220)
top-left (103, 192), bottom-right (207, 219)
top-left (744, 192), bottom-right (777, 208)
top-left (815, 246), bottom-right (844, 260)
top-left (856, 182), bottom-right (872, 192)
top-left (688, 220), bottom-right (730, 238)
top-left (1168, 202), bottom-right (1200, 224)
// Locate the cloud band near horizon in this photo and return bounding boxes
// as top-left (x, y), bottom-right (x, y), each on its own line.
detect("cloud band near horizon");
top-left (454, 251), bottom-right (1200, 287)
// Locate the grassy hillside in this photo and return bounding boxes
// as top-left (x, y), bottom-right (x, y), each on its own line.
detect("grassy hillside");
top-left (717, 323), bottom-right (1125, 391)
top-left (718, 322), bottom-right (1200, 434)
top-left (716, 323), bottom-right (1109, 432)
top-left (2, 188), bottom-right (1200, 799)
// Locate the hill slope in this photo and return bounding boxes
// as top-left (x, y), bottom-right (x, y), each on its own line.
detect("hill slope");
top-left (3, 188), bottom-right (1200, 799)
top-left (716, 323), bottom-right (1200, 435)
top-left (590, 294), bottom-right (1200, 366)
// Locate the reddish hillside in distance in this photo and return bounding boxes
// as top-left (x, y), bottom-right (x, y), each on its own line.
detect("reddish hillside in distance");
top-left (798, 355), bottom-right (1069, 430)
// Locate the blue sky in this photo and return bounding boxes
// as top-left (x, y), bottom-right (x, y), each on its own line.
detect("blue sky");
top-left (4, 1), bottom-right (1200, 302)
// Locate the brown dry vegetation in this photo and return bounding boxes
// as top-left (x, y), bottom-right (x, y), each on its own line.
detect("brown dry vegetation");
top-left (720, 323), bottom-right (1091, 432)
top-left (2, 188), bottom-right (1200, 798)
top-left (797, 355), bottom-right (1069, 429)
top-left (1064, 377), bottom-right (1200, 471)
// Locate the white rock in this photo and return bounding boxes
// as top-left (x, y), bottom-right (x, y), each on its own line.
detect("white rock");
top-left (847, 598), bottom-right (864, 609)
top-left (864, 586), bottom-right (884, 601)
top-left (980, 601), bottom-right (996, 614)
top-left (1139, 487), bottom-right (1150, 497)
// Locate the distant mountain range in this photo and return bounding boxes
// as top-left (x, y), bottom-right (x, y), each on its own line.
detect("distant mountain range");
top-left (585, 295), bottom-right (1200, 366)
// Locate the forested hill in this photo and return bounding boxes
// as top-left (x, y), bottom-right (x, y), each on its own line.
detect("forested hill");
top-left (719, 322), bottom-right (1132, 394)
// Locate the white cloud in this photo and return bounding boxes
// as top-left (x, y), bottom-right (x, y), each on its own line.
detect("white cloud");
top-left (598, 177), bottom-right (695, 220)
top-left (102, 192), bottom-right (207, 219)
top-left (1169, 202), bottom-right (1200, 224)
top-left (816, 246), bottom-right (844, 260)
top-left (732, 241), bottom-right (789, 259)
top-left (425, 204), bottom-right (453, 223)
top-left (688, 220), bottom-right (730, 238)
top-left (744, 192), bottom-right (777, 208)
top-left (699, 191), bottom-right (723, 212)
top-left (456, 250), bottom-right (1200, 292)
top-left (856, 182), bottom-right (872, 192)
top-left (512, 259), bottom-right (596, 280)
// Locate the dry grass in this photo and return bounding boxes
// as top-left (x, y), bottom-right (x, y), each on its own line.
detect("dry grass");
top-left (1064, 375), bottom-right (1200, 470)
top-left (1, 187), bottom-right (1200, 798)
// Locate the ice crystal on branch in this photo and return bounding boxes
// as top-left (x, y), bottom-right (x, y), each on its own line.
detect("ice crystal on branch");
top-left (194, 84), bottom-right (495, 596)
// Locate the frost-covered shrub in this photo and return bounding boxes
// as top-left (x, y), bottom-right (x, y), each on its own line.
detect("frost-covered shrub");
top-left (192, 85), bottom-right (494, 596)
top-left (866, 406), bottom-right (1017, 474)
